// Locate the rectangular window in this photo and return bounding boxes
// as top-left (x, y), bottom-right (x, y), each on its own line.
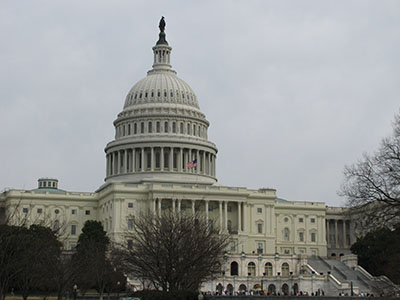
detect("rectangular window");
top-left (127, 240), bottom-right (133, 250)
top-left (156, 121), bottom-right (160, 133)
top-left (164, 121), bottom-right (169, 133)
top-left (173, 152), bottom-right (177, 169)
top-left (141, 122), bottom-right (144, 133)
top-left (147, 152), bottom-right (151, 169)
top-left (85, 210), bottom-right (90, 215)
top-left (311, 232), bottom-right (316, 242)
top-left (172, 122), bottom-right (176, 133)
top-left (227, 206), bottom-right (232, 212)
top-left (299, 217), bottom-right (304, 223)
top-left (71, 225), bottom-right (76, 235)
top-left (299, 232), bottom-right (304, 242)
top-left (311, 218), bottom-right (316, 223)
top-left (257, 223), bottom-right (263, 234)
top-left (148, 122), bottom-right (152, 133)
top-left (128, 219), bottom-right (133, 230)
top-left (180, 122), bottom-right (184, 133)
top-left (134, 123), bottom-right (137, 134)
top-left (257, 207), bottom-right (262, 213)
top-left (257, 243), bottom-right (263, 254)
top-left (71, 209), bottom-right (77, 215)
top-left (128, 202), bottom-right (133, 208)
top-left (23, 208), bottom-right (28, 213)
top-left (230, 241), bottom-right (236, 252)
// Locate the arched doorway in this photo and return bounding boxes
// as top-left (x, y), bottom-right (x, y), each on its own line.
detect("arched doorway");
top-left (331, 253), bottom-right (336, 257)
top-left (239, 284), bottom-right (247, 292)
top-left (282, 283), bottom-right (289, 295)
top-left (253, 284), bottom-right (261, 290)
top-left (268, 284), bottom-right (276, 294)
top-left (293, 283), bottom-right (299, 294)
top-left (230, 261), bottom-right (238, 276)
top-left (216, 283), bottom-right (223, 294)
top-left (227, 284), bottom-right (233, 294)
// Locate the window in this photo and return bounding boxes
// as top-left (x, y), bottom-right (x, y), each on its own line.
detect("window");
top-left (148, 121), bottom-right (152, 133)
top-left (85, 210), bottom-right (90, 215)
top-left (299, 232), bottom-right (304, 242)
top-left (173, 152), bottom-right (177, 169)
top-left (311, 232), bottom-right (316, 242)
top-left (248, 262), bottom-right (256, 276)
top-left (128, 203), bottom-right (133, 208)
top-left (71, 225), bottom-right (77, 235)
top-left (284, 217), bottom-right (289, 222)
top-left (155, 152), bottom-right (160, 168)
top-left (180, 122), bottom-right (184, 133)
top-left (151, 91), bottom-right (154, 97)
top-left (180, 204), bottom-right (186, 211)
top-left (127, 240), bottom-right (133, 249)
top-left (265, 262), bottom-right (273, 277)
top-left (71, 209), bottom-right (77, 215)
top-left (230, 261), bottom-right (238, 275)
top-left (257, 243), bottom-right (263, 254)
top-left (257, 207), bottom-right (262, 213)
top-left (134, 123), bottom-right (137, 134)
top-left (227, 220), bottom-right (232, 232)
top-left (187, 123), bottom-right (191, 135)
top-left (230, 241), bottom-right (236, 252)
top-left (311, 218), bottom-right (316, 223)
top-left (282, 263), bottom-right (290, 277)
top-left (164, 150), bottom-right (169, 168)
top-left (172, 122), bottom-right (176, 133)
top-left (208, 205), bottom-right (213, 211)
top-left (140, 122), bottom-right (144, 133)
top-left (164, 121), bottom-right (168, 133)
top-left (193, 124), bottom-right (196, 136)
top-left (156, 121), bottom-right (160, 133)
top-left (128, 219), bottom-right (133, 230)
top-left (284, 228), bottom-right (290, 241)
top-left (157, 91), bottom-right (160, 97)
top-left (299, 217), bottom-right (304, 223)
top-left (23, 208), bottom-right (28, 213)
top-left (227, 206), bottom-right (232, 212)
top-left (55, 209), bottom-right (60, 215)
top-left (147, 152), bottom-right (151, 169)
top-left (257, 223), bottom-right (263, 234)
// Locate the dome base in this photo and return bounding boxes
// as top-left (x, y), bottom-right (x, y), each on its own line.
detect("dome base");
top-left (105, 172), bottom-right (217, 185)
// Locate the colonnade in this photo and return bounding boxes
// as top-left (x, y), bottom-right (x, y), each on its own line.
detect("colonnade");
top-left (151, 198), bottom-right (247, 233)
top-left (326, 219), bottom-right (351, 249)
top-left (106, 146), bottom-right (216, 177)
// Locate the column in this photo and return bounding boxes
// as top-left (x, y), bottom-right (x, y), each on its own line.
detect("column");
top-left (179, 148), bottom-right (183, 172)
top-left (243, 202), bottom-right (247, 232)
top-left (213, 155), bottom-right (216, 177)
top-left (169, 147), bottom-right (173, 170)
top-left (172, 199), bottom-right (176, 213)
top-left (152, 198), bottom-right (156, 213)
top-left (208, 153), bottom-right (211, 175)
top-left (335, 220), bottom-right (338, 248)
top-left (205, 201), bottom-right (209, 224)
top-left (158, 198), bottom-right (162, 216)
top-left (326, 219), bottom-right (330, 246)
top-left (161, 147), bottom-right (164, 171)
top-left (219, 201), bottom-right (223, 230)
top-left (106, 154), bottom-right (109, 176)
top-left (224, 201), bottom-right (228, 231)
top-left (192, 200), bottom-right (195, 215)
top-left (343, 220), bottom-right (347, 248)
top-left (141, 148), bottom-right (144, 171)
top-left (124, 149), bottom-right (128, 173)
top-left (202, 151), bottom-right (206, 174)
top-left (196, 150), bottom-right (200, 174)
top-left (188, 149), bottom-right (192, 173)
top-left (117, 151), bottom-right (121, 174)
top-left (150, 147), bottom-right (154, 171)
top-left (238, 202), bottom-right (242, 233)
top-left (178, 199), bottom-right (182, 217)
top-left (132, 148), bottom-right (136, 172)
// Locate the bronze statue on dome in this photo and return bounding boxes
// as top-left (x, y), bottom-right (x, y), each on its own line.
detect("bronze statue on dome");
top-left (159, 16), bottom-right (166, 33)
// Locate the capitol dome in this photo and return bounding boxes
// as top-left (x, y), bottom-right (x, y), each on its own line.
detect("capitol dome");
top-left (104, 18), bottom-right (218, 185)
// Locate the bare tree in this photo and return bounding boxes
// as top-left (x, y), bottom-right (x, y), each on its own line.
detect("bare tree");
top-left (340, 111), bottom-right (400, 229)
top-left (113, 210), bottom-right (230, 292)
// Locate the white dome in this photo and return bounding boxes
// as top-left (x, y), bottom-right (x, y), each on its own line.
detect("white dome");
top-left (123, 71), bottom-right (200, 110)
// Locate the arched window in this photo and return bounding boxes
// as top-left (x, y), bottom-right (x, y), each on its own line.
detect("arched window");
top-left (164, 121), bottom-right (169, 133)
top-left (284, 228), bottom-right (290, 241)
top-left (248, 262), bottom-right (256, 277)
top-left (140, 122), bottom-right (144, 134)
top-left (156, 121), bottom-right (160, 133)
top-left (172, 122), bottom-right (176, 133)
top-left (282, 263), bottom-right (289, 277)
top-left (180, 122), bottom-right (184, 133)
top-left (187, 123), bottom-right (191, 135)
top-left (230, 261), bottom-right (238, 276)
top-left (134, 123), bottom-right (137, 134)
top-left (148, 121), bottom-right (152, 133)
top-left (265, 262), bottom-right (273, 277)
top-left (164, 150), bottom-right (169, 168)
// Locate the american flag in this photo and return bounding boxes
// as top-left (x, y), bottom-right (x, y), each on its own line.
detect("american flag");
top-left (187, 159), bottom-right (197, 169)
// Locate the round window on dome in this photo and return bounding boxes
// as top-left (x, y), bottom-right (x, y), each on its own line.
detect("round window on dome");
top-left (55, 209), bottom-right (60, 215)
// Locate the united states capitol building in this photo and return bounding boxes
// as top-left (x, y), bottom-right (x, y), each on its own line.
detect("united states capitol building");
top-left (0, 20), bottom-right (396, 296)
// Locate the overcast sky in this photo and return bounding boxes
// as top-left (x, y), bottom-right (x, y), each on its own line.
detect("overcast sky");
top-left (1, 1), bottom-right (399, 206)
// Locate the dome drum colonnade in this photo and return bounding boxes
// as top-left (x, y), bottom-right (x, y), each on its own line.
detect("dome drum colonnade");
top-left (104, 19), bottom-right (217, 185)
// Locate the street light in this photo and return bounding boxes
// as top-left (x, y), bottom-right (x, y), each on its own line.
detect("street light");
top-left (262, 272), bottom-right (266, 294)
top-left (72, 284), bottom-right (77, 300)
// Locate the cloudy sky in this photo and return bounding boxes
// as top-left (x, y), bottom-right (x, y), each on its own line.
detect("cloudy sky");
top-left (1, 1), bottom-right (399, 206)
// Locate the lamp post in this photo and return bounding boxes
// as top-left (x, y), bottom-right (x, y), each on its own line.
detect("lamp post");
top-left (72, 284), bottom-right (77, 300)
top-left (262, 272), bottom-right (266, 295)
top-left (311, 271), bottom-right (315, 295)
